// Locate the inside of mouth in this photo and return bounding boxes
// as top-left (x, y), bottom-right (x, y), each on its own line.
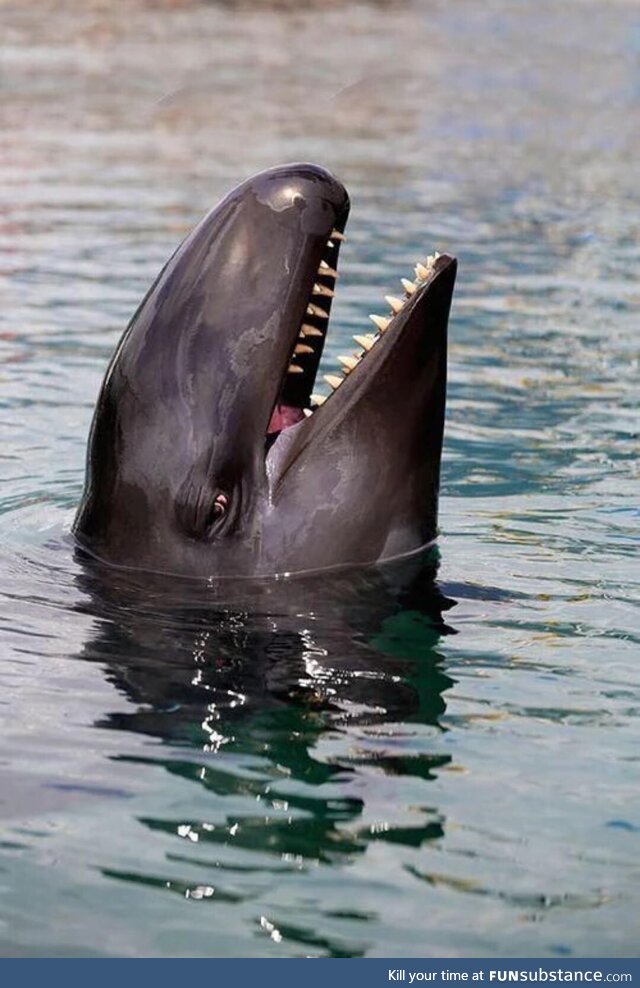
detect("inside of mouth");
top-left (265, 228), bottom-right (442, 448)
top-left (266, 403), bottom-right (306, 435)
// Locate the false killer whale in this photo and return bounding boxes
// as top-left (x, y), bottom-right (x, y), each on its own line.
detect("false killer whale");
top-left (74, 163), bottom-right (456, 578)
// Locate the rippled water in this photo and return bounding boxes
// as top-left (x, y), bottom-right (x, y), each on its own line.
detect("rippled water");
top-left (1, 0), bottom-right (639, 958)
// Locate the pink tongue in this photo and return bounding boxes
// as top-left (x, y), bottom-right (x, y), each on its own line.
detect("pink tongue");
top-left (267, 403), bottom-right (305, 435)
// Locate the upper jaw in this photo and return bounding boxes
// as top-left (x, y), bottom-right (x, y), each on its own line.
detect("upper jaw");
top-left (270, 206), bottom-right (349, 425)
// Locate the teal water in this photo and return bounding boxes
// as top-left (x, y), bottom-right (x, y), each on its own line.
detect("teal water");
top-left (0, 0), bottom-right (638, 958)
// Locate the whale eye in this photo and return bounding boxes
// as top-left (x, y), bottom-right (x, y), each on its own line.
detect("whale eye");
top-left (211, 492), bottom-right (228, 519)
top-left (214, 492), bottom-right (228, 512)
top-left (204, 491), bottom-right (228, 537)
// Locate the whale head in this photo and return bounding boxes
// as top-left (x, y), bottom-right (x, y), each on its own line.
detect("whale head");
top-left (74, 163), bottom-right (456, 578)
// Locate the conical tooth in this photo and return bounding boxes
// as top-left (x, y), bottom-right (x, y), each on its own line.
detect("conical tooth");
top-left (319, 261), bottom-right (338, 278)
top-left (303, 408), bottom-right (313, 418)
top-left (295, 343), bottom-right (314, 355)
top-left (301, 324), bottom-right (324, 337)
top-left (307, 303), bottom-right (329, 319)
top-left (415, 262), bottom-right (429, 280)
top-left (330, 229), bottom-right (346, 241)
top-left (313, 283), bottom-right (335, 298)
top-left (324, 374), bottom-right (343, 390)
top-left (327, 240), bottom-right (335, 249)
top-left (310, 393), bottom-right (326, 406)
top-left (354, 334), bottom-right (376, 351)
top-left (338, 354), bottom-right (359, 372)
top-left (385, 295), bottom-right (404, 314)
top-left (288, 364), bottom-right (304, 374)
top-left (369, 314), bottom-right (391, 332)
top-left (401, 277), bottom-right (417, 296)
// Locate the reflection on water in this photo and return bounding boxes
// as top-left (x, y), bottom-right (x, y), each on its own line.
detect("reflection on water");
top-left (77, 557), bottom-right (455, 958)
top-left (1, 0), bottom-right (639, 959)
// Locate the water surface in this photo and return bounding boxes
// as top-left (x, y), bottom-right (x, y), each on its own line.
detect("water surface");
top-left (0, 0), bottom-right (638, 958)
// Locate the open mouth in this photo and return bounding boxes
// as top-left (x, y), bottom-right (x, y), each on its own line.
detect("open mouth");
top-left (266, 221), bottom-right (448, 448)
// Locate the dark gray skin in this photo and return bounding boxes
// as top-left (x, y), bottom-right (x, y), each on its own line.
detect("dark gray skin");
top-left (74, 163), bottom-right (457, 578)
